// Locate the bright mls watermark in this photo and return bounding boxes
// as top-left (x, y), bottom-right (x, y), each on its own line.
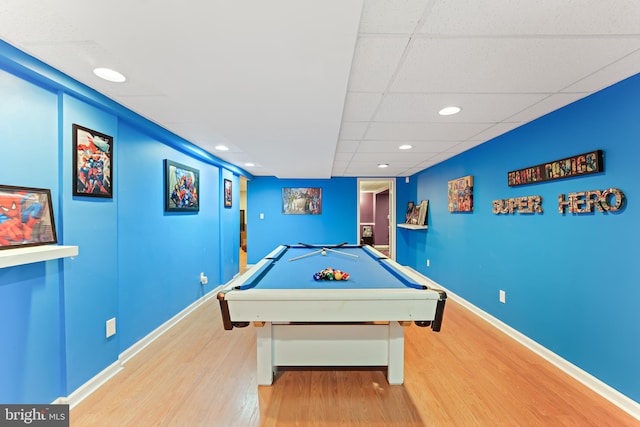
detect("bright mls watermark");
top-left (1, 404), bottom-right (68, 426)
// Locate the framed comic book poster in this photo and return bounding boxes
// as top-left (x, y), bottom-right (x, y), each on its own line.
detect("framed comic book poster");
top-left (165, 159), bottom-right (199, 212)
top-left (0, 185), bottom-right (57, 250)
top-left (224, 179), bottom-right (232, 207)
top-left (282, 187), bottom-right (322, 215)
top-left (448, 175), bottom-right (474, 212)
top-left (73, 124), bottom-right (113, 198)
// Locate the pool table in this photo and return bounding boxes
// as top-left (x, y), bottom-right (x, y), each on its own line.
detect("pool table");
top-left (217, 244), bottom-right (446, 385)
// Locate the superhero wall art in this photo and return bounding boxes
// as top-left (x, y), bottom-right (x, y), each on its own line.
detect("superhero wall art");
top-left (448, 175), bottom-right (474, 213)
top-left (73, 124), bottom-right (113, 198)
top-left (164, 160), bottom-right (199, 212)
top-left (0, 185), bottom-right (57, 250)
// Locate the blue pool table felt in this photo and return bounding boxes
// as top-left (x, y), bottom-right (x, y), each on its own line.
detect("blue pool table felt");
top-left (238, 245), bottom-right (423, 290)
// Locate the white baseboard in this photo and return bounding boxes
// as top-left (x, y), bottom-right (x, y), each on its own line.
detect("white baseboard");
top-left (65, 360), bottom-right (123, 408)
top-left (119, 286), bottom-right (221, 365)
top-left (64, 285), bottom-right (223, 409)
top-left (60, 275), bottom-right (640, 421)
top-left (423, 276), bottom-right (640, 421)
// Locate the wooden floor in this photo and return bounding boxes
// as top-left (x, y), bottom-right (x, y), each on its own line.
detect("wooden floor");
top-left (71, 297), bottom-right (639, 426)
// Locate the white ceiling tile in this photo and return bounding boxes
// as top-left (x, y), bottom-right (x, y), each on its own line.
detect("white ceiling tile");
top-left (506, 93), bottom-right (590, 123)
top-left (1, 0), bottom-right (363, 179)
top-left (445, 141), bottom-right (486, 154)
top-left (336, 140), bottom-right (361, 153)
top-left (339, 122), bottom-right (369, 140)
top-left (352, 152), bottom-right (429, 163)
top-left (357, 140), bottom-right (454, 153)
top-left (331, 161), bottom-right (350, 175)
top-left (359, 0), bottom-right (429, 34)
top-left (424, 152), bottom-right (459, 164)
top-left (470, 122), bottom-right (526, 143)
top-left (392, 37), bottom-right (640, 93)
top-left (1, 1), bottom-right (638, 178)
top-left (403, 166), bottom-right (432, 176)
top-left (334, 152), bottom-right (356, 162)
top-left (563, 51), bottom-right (640, 93)
top-left (347, 36), bottom-right (409, 92)
top-left (366, 122), bottom-right (493, 141)
top-left (344, 165), bottom-right (413, 177)
top-left (375, 93), bottom-right (548, 122)
top-left (347, 159), bottom-right (417, 168)
top-left (342, 92), bottom-right (383, 121)
top-left (419, 0), bottom-right (640, 36)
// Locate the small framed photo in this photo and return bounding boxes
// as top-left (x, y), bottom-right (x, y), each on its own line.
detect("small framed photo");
top-left (164, 160), bottom-right (199, 212)
top-left (73, 124), bottom-right (113, 198)
top-left (0, 185), bottom-right (58, 250)
top-left (224, 179), bottom-right (232, 207)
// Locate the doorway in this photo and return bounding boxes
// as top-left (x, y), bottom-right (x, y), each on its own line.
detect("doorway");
top-left (239, 177), bottom-right (248, 272)
top-left (357, 178), bottom-right (395, 259)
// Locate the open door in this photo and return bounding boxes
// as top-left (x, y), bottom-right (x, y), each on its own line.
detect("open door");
top-left (357, 178), bottom-right (395, 259)
top-left (240, 177), bottom-right (247, 271)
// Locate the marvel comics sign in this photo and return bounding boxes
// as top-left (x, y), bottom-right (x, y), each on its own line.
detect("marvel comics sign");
top-left (508, 150), bottom-right (603, 187)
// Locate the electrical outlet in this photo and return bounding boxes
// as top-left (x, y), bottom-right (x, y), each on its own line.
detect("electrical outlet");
top-left (499, 290), bottom-right (506, 304)
top-left (200, 272), bottom-right (208, 285)
top-left (106, 318), bottom-right (116, 338)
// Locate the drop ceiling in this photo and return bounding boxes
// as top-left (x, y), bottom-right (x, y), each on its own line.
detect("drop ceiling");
top-left (1, 0), bottom-right (639, 179)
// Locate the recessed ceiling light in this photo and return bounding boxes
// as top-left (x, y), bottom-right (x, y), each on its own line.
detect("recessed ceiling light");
top-left (244, 162), bottom-right (255, 167)
top-left (378, 163), bottom-right (389, 168)
top-left (93, 67), bottom-right (126, 83)
top-left (215, 145), bottom-right (229, 151)
top-left (399, 144), bottom-right (413, 150)
top-left (438, 106), bottom-right (461, 116)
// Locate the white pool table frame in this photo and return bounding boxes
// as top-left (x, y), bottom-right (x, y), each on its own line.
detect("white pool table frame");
top-left (217, 245), bottom-right (446, 385)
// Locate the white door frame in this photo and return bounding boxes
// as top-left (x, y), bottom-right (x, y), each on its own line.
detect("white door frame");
top-left (357, 178), bottom-right (396, 260)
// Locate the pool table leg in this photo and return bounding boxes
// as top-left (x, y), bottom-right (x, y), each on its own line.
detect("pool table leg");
top-left (256, 322), bottom-right (274, 385)
top-left (387, 321), bottom-right (405, 385)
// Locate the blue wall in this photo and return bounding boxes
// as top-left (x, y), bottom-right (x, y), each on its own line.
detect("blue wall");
top-left (246, 177), bottom-right (358, 263)
top-left (2, 36), bottom-right (639, 409)
top-left (220, 170), bottom-right (240, 283)
top-left (245, 77), bottom-right (640, 405)
top-left (0, 41), bottom-right (245, 403)
top-left (59, 95), bottom-right (120, 394)
top-left (0, 70), bottom-right (63, 403)
top-left (402, 74), bottom-right (640, 403)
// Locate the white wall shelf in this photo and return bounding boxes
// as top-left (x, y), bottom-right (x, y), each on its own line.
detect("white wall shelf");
top-left (0, 245), bottom-right (79, 269)
top-left (397, 224), bottom-right (428, 230)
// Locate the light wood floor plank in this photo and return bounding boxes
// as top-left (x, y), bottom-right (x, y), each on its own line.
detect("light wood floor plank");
top-left (71, 298), bottom-right (639, 426)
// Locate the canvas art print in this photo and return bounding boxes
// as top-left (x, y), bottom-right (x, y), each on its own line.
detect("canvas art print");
top-left (73, 124), bottom-right (113, 198)
top-left (405, 200), bottom-right (429, 225)
top-left (448, 175), bottom-right (474, 212)
top-left (282, 187), bottom-right (322, 215)
top-left (405, 201), bottom-right (415, 223)
top-left (0, 185), bottom-right (57, 250)
top-left (165, 160), bottom-right (199, 212)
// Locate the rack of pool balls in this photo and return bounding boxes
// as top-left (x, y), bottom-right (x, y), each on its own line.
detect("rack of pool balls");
top-left (313, 267), bottom-right (349, 281)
